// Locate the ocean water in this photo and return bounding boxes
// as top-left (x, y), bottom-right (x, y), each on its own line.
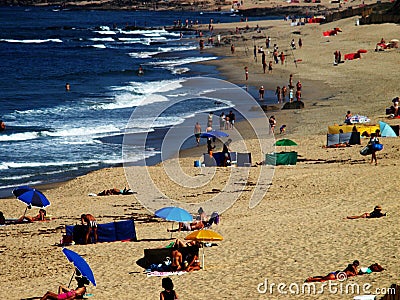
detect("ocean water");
top-left (0, 7), bottom-right (277, 197)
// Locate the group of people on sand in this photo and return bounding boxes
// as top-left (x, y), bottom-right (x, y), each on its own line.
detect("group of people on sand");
top-left (305, 205), bottom-right (387, 283)
top-left (169, 239), bottom-right (201, 273)
top-left (1, 209), bottom-right (97, 299)
top-left (2, 208), bottom-right (98, 244)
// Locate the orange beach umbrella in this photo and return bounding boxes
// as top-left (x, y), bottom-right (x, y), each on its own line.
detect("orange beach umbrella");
top-left (185, 229), bottom-right (223, 269)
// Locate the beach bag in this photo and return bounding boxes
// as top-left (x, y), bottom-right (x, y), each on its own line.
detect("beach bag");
top-left (360, 145), bottom-right (371, 156)
top-left (371, 143), bottom-right (383, 151)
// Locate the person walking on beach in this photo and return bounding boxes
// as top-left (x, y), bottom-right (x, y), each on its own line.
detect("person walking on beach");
top-left (298, 38), bottom-right (303, 48)
top-left (253, 45), bottom-right (257, 61)
top-left (281, 86), bottom-right (287, 102)
top-left (273, 49), bottom-right (279, 64)
top-left (296, 80), bottom-right (302, 101)
top-left (266, 36), bottom-right (271, 48)
top-left (207, 112), bottom-right (213, 129)
top-left (275, 86), bottom-right (282, 103)
top-left (231, 44), bottom-right (235, 55)
top-left (160, 277), bottom-right (178, 300)
top-left (81, 214), bottom-right (98, 244)
top-left (289, 88), bottom-right (294, 102)
top-left (228, 110), bottom-right (235, 129)
top-left (289, 74), bottom-right (294, 89)
top-left (259, 86), bottom-right (265, 100)
top-left (261, 52), bottom-right (266, 73)
top-left (219, 112), bottom-right (226, 130)
top-left (194, 122), bottom-right (201, 146)
top-left (268, 61), bottom-right (273, 73)
top-left (244, 66), bottom-right (249, 81)
top-left (269, 115), bottom-right (276, 134)
top-left (368, 132), bottom-right (379, 165)
top-left (279, 51), bottom-right (285, 65)
top-left (207, 138), bottom-right (215, 157)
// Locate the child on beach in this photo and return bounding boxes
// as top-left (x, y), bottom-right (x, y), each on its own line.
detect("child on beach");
top-left (280, 125), bottom-right (286, 134)
top-left (259, 86), bottom-right (265, 100)
top-left (244, 66), bottom-right (249, 81)
top-left (160, 277), bottom-right (178, 300)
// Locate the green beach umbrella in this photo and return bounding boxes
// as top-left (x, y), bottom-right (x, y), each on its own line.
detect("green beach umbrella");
top-left (274, 139), bottom-right (298, 152)
top-left (274, 139), bottom-right (298, 146)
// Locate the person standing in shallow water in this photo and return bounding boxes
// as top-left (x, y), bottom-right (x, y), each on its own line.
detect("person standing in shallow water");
top-left (275, 86), bottom-right (282, 103)
top-left (194, 122), bottom-right (201, 146)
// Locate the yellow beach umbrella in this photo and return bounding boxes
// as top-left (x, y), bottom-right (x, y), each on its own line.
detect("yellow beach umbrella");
top-left (185, 229), bottom-right (223, 269)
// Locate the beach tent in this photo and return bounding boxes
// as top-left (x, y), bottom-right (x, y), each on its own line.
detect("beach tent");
top-left (265, 152), bottom-right (298, 165)
top-left (328, 124), bottom-right (379, 135)
top-left (379, 121), bottom-right (397, 137)
top-left (326, 132), bottom-right (361, 146)
top-left (203, 152), bottom-right (250, 167)
top-left (65, 219), bottom-right (137, 244)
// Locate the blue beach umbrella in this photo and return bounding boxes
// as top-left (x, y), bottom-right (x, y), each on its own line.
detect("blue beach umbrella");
top-left (62, 248), bottom-right (96, 287)
top-left (155, 206), bottom-right (193, 222)
top-left (12, 186), bottom-right (34, 198)
top-left (12, 186), bottom-right (50, 217)
top-left (200, 131), bottom-right (229, 139)
top-left (155, 207), bottom-right (193, 238)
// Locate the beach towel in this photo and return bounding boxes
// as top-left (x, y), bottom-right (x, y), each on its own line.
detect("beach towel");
top-left (349, 115), bottom-right (370, 124)
top-left (146, 271), bottom-right (187, 277)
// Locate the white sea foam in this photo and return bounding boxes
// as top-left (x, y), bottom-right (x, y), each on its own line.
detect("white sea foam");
top-left (127, 45), bottom-right (197, 59)
top-left (98, 79), bottom-right (186, 110)
top-left (147, 56), bottom-right (218, 67)
top-left (118, 37), bottom-right (151, 45)
top-left (0, 132), bottom-right (39, 142)
top-left (92, 44), bottom-right (106, 49)
top-left (43, 125), bottom-right (121, 138)
top-left (0, 39), bottom-right (62, 43)
top-left (89, 37), bottom-right (115, 42)
top-left (93, 30), bottom-right (117, 35)
top-left (171, 67), bottom-right (190, 74)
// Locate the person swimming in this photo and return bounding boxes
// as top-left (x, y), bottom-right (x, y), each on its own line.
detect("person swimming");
top-left (0, 120), bottom-right (5, 131)
top-left (137, 65), bottom-right (144, 76)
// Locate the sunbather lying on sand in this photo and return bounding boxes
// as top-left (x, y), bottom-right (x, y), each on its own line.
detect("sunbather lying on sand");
top-left (305, 261), bottom-right (384, 282)
top-left (168, 212), bottom-right (220, 232)
top-left (346, 205), bottom-right (386, 219)
top-left (40, 276), bottom-right (88, 300)
top-left (96, 187), bottom-right (134, 196)
top-left (16, 209), bottom-right (46, 223)
top-left (305, 260), bottom-right (360, 282)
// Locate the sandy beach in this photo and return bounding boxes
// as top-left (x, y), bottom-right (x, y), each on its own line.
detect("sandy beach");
top-left (1, 13), bottom-right (400, 300)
